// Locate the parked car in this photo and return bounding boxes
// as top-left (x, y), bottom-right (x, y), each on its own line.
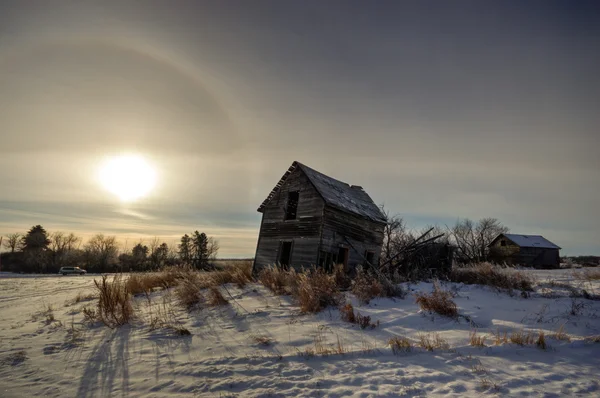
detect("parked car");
top-left (59, 267), bottom-right (87, 275)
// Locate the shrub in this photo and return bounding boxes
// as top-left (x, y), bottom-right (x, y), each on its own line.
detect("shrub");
top-left (414, 281), bottom-right (458, 318)
top-left (94, 275), bottom-right (133, 328)
top-left (294, 268), bottom-right (342, 313)
top-left (207, 286), bottom-right (229, 306)
top-left (450, 263), bottom-right (535, 292)
top-left (389, 336), bottom-right (412, 354)
top-left (417, 332), bottom-right (449, 351)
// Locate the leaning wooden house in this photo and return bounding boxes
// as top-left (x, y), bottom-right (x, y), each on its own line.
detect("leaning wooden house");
top-left (488, 233), bottom-right (561, 269)
top-left (253, 161), bottom-right (387, 273)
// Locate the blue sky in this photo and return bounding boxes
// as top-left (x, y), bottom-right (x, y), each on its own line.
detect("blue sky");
top-left (0, 1), bottom-right (598, 256)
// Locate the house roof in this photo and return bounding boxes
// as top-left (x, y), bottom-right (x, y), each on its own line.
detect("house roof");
top-left (491, 234), bottom-right (561, 249)
top-left (258, 161), bottom-right (387, 224)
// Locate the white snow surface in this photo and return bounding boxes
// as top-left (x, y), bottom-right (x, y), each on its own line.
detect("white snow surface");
top-left (1, 270), bottom-right (600, 397)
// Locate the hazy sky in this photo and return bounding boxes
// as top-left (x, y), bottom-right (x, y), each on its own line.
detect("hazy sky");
top-left (0, 1), bottom-right (598, 256)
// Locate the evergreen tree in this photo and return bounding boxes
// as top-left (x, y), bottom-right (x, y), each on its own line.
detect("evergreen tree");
top-left (178, 234), bottom-right (192, 265)
top-left (191, 231), bottom-right (209, 269)
top-left (22, 225), bottom-right (51, 272)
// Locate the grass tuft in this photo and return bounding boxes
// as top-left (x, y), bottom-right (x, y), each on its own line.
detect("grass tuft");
top-left (417, 332), bottom-right (450, 351)
top-left (294, 269), bottom-right (342, 313)
top-left (549, 324), bottom-right (571, 342)
top-left (414, 281), bottom-right (458, 318)
top-left (93, 275), bottom-right (133, 328)
top-left (175, 277), bottom-right (205, 310)
top-left (469, 330), bottom-right (486, 347)
top-left (389, 336), bottom-right (412, 354)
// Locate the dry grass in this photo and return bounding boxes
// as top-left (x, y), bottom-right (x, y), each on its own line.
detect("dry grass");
top-left (450, 263), bottom-right (535, 292)
top-left (417, 332), bottom-right (450, 351)
top-left (340, 303), bottom-right (356, 323)
top-left (351, 268), bottom-right (404, 304)
top-left (251, 334), bottom-right (274, 347)
top-left (584, 335), bottom-right (600, 343)
top-left (492, 328), bottom-right (508, 345)
top-left (351, 269), bottom-right (385, 304)
top-left (294, 268), bottom-right (342, 313)
top-left (66, 292), bottom-right (97, 306)
top-left (258, 266), bottom-right (295, 295)
top-left (209, 261), bottom-right (254, 288)
top-left (492, 328), bottom-right (548, 349)
top-left (43, 304), bottom-right (56, 324)
top-left (175, 277), bottom-right (205, 310)
top-left (469, 330), bottom-right (487, 347)
top-left (414, 281), bottom-right (458, 318)
top-left (509, 329), bottom-right (537, 346)
top-left (207, 286), bottom-right (229, 306)
top-left (333, 263), bottom-right (352, 290)
top-left (536, 331), bottom-right (547, 350)
top-left (389, 335), bottom-right (412, 354)
top-left (339, 303), bottom-right (378, 329)
top-left (479, 377), bottom-right (500, 392)
top-left (93, 275), bottom-right (133, 328)
top-left (573, 268), bottom-right (600, 281)
top-left (549, 324), bottom-right (571, 342)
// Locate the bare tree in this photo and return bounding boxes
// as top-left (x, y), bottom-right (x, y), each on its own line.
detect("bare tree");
top-left (449, 218), bottom-right (508, 264)
top-left (380, 206), bottom-right (410, 265)
top-left (207, 237), bottom-right (219, 261)
top-left (3, 233), bottom-right (22, 253)
top-left (49, 232), bottom-right (81, 271)
top-left (84, 234), bottom-right (119, 273)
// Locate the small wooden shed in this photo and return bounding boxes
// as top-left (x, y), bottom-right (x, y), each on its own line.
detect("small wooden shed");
top-left (488, 233), bottom-right (561, 269)
top-left (253, 161), bottom-right (387, 273)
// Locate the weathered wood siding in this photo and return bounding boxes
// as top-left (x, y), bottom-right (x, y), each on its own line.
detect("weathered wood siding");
top-left (253, 167), bottom-right (324, 270)
top-left (320, 207), bottom-right (385, 272)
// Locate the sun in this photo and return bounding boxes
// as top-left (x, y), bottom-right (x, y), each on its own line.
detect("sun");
top-left (98, 154), bottom-right (157, 202)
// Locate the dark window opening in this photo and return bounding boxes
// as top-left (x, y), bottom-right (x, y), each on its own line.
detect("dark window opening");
top-left (500, 240), bottom-right (507, 247)
top-left (363, 250), bottom-right (375, 269)
top-left (278, 241), bottom-right (293, 270)
top-left (337, 247), bottom-right (349, 268)
top-left (285, 191), bottom-right (299, 220)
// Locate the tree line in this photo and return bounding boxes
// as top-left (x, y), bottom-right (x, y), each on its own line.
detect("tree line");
top-left (0, 225), bottom-right (219, 274)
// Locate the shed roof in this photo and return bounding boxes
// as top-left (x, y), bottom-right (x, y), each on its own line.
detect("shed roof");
top-left (491, 234), bottom-right (561, 249)
top-left (258, 161), bottom-right (387, 224)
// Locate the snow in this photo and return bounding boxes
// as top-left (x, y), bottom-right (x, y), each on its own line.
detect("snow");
top-left (1, 269), bottom-right (600, 397)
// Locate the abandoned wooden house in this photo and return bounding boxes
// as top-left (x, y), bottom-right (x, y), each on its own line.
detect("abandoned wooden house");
top-left (252, 161), bottom-right (387, 273)
top-left (488, 233), bottom-right (561, 269)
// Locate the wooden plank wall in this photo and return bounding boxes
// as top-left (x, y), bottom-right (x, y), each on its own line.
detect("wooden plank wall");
top-left (254, 167), bottom-right (324, 270)
top-left (320, 207), bottom-right (385, 271)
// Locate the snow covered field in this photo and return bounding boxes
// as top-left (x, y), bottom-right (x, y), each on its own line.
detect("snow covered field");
top-left (1, 269), bottom-right (600, 397)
